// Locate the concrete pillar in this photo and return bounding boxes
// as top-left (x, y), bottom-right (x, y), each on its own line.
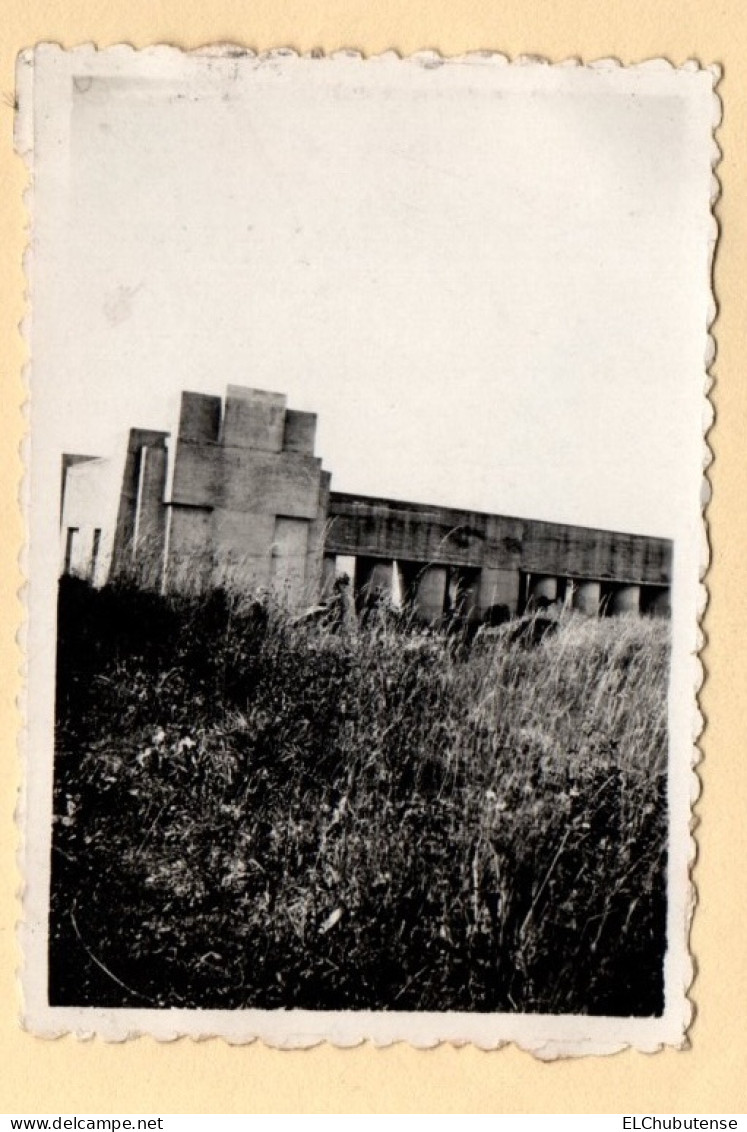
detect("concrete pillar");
top-left (363, 559), bottom-right (394, 598)
top-left (132, 445), bottom-right (169, 587)
top-left (414, 565), bottom-right (448, 623)
top-left (646, 588), bottom-right (671, 617)
top-left (448, 569), bottom-right (481, 622)
top-left (477, 566), bottom-right (522, 617)
top-left (271, 517), bottom-right (310, 606)
top-left (573, 579), bottom-right (601, 616)
top-left (609, 584), bottom-right (641, 615)
top-left (335, 555), bottom-right (357, 586)
top-left (392, 561), bottom-right (406, 609)
top-left (164, 506), bottom-right (214, 593)
top-left (529, 575), bottom-right (558, 603)
top-left (168, 387), bottom-right (330, 605)
top-left (322, 555), bottom-right (337, 599)
top-left (356, 557), bottom-right (395, 622)
top-left (333, 574), bottom-right (358, 636)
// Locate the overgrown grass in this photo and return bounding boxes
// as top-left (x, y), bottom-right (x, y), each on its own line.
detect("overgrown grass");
top-left (50, 576), bottom-right (669, 1015)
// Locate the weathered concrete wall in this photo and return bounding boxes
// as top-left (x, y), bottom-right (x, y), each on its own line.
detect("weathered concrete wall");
top-left (609, 584), bottom-right (641, 615)
top-left (325, 494), bottom-right (525, 571)
top-left (132, 444), bottom-right (169, 582)
top-left (642, 586), bottom-right (671, 616)
top-left (478, 567), bottom-right (522, 615)
top-left (306, 470), bottom-right (332, 602)
top-left (165, 387), bottom-right (329, 606)
top-left (415, 565), bottom-right (449, 623)
top-left (529, 575), bottom-right (558, 604)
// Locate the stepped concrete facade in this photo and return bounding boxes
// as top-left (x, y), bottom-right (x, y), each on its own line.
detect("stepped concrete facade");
top-left (60, 385), bottom-right (672, 621)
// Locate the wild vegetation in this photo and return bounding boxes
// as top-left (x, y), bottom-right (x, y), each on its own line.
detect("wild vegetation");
top-left (50, 575), bottom-right (669, 1015)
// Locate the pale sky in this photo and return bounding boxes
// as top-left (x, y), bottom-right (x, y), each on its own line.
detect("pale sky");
top-left (31, 52), bottom-right (715, 538)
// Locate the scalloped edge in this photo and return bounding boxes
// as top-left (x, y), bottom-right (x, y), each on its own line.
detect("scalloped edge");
top-left (12, 43), bottom-right (721, 1059)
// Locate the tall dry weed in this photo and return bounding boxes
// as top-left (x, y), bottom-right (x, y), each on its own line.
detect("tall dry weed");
top-left (51, 577), bottom-right (669, 1014)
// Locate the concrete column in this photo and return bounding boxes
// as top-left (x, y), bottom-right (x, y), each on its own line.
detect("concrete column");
top-left (132, 445), bottom-right (169, 587)
top-left (392, 561), bottom-right (406, 609)
top-left (609, 584), bottom-right (641, 615)
top-left (573, 579), bottom-right (601, 616)
top-left (414, 565), bottom-right (448, 623)
top-left (477, 567), bottom-right (522, 617)
top-left (306, 470), bottom-right (332, 602)
top-left (112, 428), bottom-right (169, 578)
top-left (448, 569), bottom-right (480, 622)
top-left (646, 588), bottom-right (671, 617)
top-left (365, 560), bottom-right (394, 598)
top-left (356, 557), bottom-right (395, 621)
top-left (529, 575), bottom-right (558, 603)
top-left (173, 387), bottom-right (330, 604)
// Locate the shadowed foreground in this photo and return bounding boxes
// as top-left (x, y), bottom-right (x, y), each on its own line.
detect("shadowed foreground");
top-left (50, 577), bottom-right (669, 1015)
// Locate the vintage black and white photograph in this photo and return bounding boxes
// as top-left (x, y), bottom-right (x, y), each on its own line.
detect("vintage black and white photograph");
top-left (18, 47), bottom-right (716, 1052)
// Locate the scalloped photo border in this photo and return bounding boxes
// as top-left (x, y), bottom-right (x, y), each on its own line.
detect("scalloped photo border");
top-left (14, 44), bottom-right (721, 1057)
